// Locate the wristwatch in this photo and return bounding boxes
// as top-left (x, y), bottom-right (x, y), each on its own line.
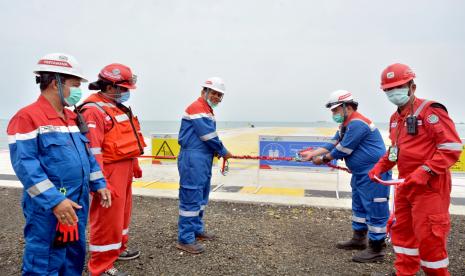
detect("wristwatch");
top-left (322, 155), bottom-right (331, 163)
top-left (421, 165), bottom-right (434, 175)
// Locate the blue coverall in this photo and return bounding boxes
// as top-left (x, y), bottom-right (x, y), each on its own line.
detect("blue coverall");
top-left (177, 97), bottom-right (228, 244)
top-left (7, 95), bottom-right (106, 275)
top-left (322, 113), bottom-right (391, 241)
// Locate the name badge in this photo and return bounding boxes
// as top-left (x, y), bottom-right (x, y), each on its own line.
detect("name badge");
top-left (388, 146), bottom-right (398, 162)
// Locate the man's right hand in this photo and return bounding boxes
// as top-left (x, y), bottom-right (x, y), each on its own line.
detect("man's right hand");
top-left (299, 151), bottom-right (316, 161)
top-left (52, 199), bottom-right (82, 226)
top-left (223, 151), bottom-right (233, 160)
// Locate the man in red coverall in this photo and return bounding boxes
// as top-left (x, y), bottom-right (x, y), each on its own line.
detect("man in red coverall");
top-left (369, 63), bottom-right (462, 276)
top-left (79, 64), bottom-right (146, 276)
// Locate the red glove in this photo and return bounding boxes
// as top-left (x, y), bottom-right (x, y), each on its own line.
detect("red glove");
top-left (404, 166), bottom-right (432, 186)
top-left (133, 159), bottom-right (142, 178)
top-left (386, 213), bottom-right (396, 238)
top-left (54, 222), bottom-right (79, 247)
top-left (368, 163), bottom-right (385, 182)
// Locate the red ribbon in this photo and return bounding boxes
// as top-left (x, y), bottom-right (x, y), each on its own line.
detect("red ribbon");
top-left (222, 155), bottom-right (351, 174)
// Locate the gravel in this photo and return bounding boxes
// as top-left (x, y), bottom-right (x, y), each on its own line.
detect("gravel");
top-left (1, 187), bottom-right (464, 275)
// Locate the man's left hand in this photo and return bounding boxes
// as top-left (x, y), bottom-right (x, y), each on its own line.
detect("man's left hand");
top-left (133, 159), bottom-right (142, 178)
top-left (97, 188), bottom-right (112, 208)
top-left (404, 166), bottom-right (432, 186)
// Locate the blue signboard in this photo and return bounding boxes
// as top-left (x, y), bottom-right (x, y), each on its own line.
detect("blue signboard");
top-left (259, 135), bottom-right (338, 169)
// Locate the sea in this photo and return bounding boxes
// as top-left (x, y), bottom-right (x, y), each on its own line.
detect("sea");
top-left (1, 119), bottom-right (465, 150)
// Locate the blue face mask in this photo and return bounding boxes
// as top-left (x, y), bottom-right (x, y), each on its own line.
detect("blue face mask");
top-left (64, 87), bottom-right (82, 106)
top-left (207, 99), bottom-right (218, 109)
top-left (386, 88), bottom-right (410, 106)
top-left (332, 114), bottom-right (345, 124)
top-left (116, 92), bottom-right (130, 103)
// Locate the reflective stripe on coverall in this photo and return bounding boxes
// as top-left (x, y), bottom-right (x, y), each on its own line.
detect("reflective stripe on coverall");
top-left (322, 111), bottom-right (391, 241)
top-left (374, 98), bottom-right (462, 276)
top-left (7, 95), bottom-right (105, 276)
top-left (177, 97), bottom-right (228, 244)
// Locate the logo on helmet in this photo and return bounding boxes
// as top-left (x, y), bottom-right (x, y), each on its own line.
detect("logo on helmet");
top-left (58, 55), bottom-right (68, 61)
top-left (338, 93), bottom-right (352, 101)
top-left (38, 59), bottom-right (72, 68)
top-left (205, 80), bottom-right (213, 85)
top-left (112, 69), bottom-right (121, 76)
top-left (386, 72), bottom-right (395, 79)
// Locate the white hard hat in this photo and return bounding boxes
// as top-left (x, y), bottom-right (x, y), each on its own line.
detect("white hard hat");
top-left (202, 77), bottom-right (225, 94)
top-left (33, 53), bottom-right (88, 82)
top-left (326, 90), bottom-right (357, 109)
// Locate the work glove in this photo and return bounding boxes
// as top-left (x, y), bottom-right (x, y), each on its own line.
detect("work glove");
top-left (404, 166), bottom-right (432, 186)
top-left (54, 222), bottom-right (79, 247)
top-left (386, 213), bottom-right (396, 238)
top-left (133, 159), bottom-right (142, 178)
top-left (368, 163), bottom-right (386, 182)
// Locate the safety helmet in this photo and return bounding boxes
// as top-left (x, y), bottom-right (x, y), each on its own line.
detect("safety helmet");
top-left (325, 90), bottom-right (358, 109)
top-left (380, 63), bottom-right (415, 90)
top-left (89, 63), bottom-right (137, 90)
top-left (33, 53), bottom-right (88, 82)
top-left (202, 77), bottom-right (226, 94)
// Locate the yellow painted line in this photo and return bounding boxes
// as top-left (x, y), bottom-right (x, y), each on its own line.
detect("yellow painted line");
top-left (152, 182), bottom-right (179, 190)
top-left (315, 127), bottom-right (337, 136)
top-left (132, 181), bottom-right (179, 190)
top-left (240, 186), bottom-right (305, 197)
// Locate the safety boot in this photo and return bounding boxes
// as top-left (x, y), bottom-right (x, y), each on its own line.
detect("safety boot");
top-left (196, 232), bottom-right (216, 241)
top-left (336, 230), bottom-right (368, 250)
top-left (102, 266), bottom-right (129, 276)
top-left (352, 239), bottom-right (386, 263)
top-left (118, 248), bottom-right (141, 261)
top-left (176, 242), bottom-right (205, 254)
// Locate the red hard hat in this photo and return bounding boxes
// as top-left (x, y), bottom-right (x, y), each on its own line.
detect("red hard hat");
top-left (380, 63), bottom-right (415, 90)
top-left (89, 63), bottom-right (137, 90)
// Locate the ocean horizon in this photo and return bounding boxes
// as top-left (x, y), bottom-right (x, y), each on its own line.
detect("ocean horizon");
top-left (2, 119), bottom-right (465, 150)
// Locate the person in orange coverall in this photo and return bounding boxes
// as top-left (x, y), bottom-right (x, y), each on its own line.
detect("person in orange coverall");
top-left (369, 63), bottom-right (462, 276)
top-left (79, 63), bottom-right (146, 276)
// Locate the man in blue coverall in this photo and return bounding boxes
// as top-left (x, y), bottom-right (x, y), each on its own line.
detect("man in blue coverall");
top-left (7, 53), bottom-right (111, 275)
top-left (176, 77), bottom-right (233, 254)
top-left (300, 90), bottom-right (391, 263)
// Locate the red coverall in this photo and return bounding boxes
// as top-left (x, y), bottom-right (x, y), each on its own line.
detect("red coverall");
top-left (371, 98), bottom-right (462, 275)
top-left (81, 94), bottom-right (143, 275)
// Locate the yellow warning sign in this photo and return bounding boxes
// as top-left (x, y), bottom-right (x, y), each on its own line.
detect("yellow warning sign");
top-left (151, 133), bottom-right (219, 165)
top-left (151, 134), bottom-right (179, 163)
top-left (451, 141), bottom-right (465, 173)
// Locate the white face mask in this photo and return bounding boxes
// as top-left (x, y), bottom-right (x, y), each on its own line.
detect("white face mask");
top-left (386, 88), bottom-right (410, 106)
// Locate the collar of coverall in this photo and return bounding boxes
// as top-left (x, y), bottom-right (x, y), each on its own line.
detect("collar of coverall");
top-left (396, 96), bottom-right (420, 117)
top-left (198, 96), bottom-right (214, 114)
top-left (38, 94), bottom-right (77, 120)
top-left (341, 110), bottom-right (359, 127)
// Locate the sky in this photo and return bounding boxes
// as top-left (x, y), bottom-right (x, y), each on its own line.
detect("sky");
top-left (1, 0), bottom-right (464, 123)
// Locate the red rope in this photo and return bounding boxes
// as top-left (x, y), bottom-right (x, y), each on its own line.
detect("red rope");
top-left (137, 155), bottom-right (177, 160)
top-left (226, 155), bottom-right (351, 173)
top-left (231, 155), bottom-right (295, 161)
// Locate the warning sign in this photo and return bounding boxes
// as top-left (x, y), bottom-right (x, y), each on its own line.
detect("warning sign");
top-left (451, 139), bottom-right (465, 173)
top-left (155, 140), bottom-right (175, 157)
top-left (151, 133), bottom-right (180, 164)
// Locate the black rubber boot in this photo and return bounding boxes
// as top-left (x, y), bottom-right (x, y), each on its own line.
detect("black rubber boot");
top-left (336, 230), bottom-right (368, 250)
top-left (352, 239), bottom-right (386, 263)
